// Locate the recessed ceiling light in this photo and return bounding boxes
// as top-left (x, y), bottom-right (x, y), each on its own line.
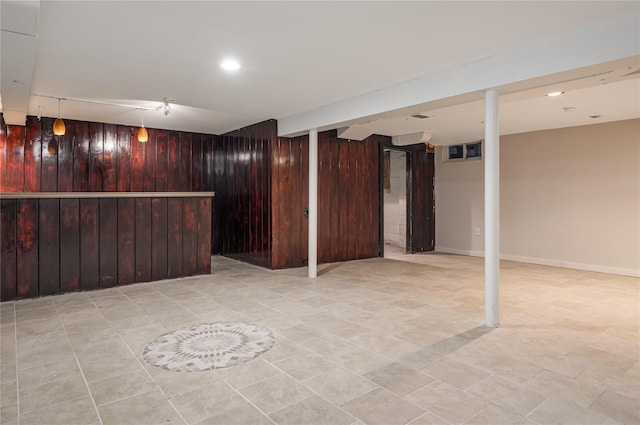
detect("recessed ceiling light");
top-left (221, 59), bottom-right (241, 71)
top-left (546, 91), bottom-right (565, 97)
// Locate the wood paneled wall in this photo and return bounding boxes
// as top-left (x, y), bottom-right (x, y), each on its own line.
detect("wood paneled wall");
top-left (214, 120), bottom-right (275, 268)
top-left (410, 148), bottom-right (435, 252)
top-left (0, 115), bottom-right (214, 193)
top-left (0, 196), bottom-right (211, 301)
top-left (272, 130), bottom-right (384, 269)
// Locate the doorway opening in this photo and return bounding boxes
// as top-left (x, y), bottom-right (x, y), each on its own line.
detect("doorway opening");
top-left (379, 142), bottom-right (435, 258)
top-left (382, 149), bottom-right (409, 257)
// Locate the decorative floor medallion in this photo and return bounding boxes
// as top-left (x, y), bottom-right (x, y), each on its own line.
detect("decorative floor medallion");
top-left (142, 321), bottom-right (275, 372)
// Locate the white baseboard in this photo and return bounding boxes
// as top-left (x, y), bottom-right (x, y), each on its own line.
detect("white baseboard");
top-left (434, 247), bottom-right (640, 278)
top-left (435, 247), bottom-right (485, 258)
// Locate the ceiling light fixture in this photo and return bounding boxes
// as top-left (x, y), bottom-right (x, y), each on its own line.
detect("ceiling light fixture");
top-left (137, 109), bottom-right (148, 142)
top-left (221, 59), bottom-right (241, 71)
top-left (53, 98), bottom-right (66, 136)
top-left (546, 91), bottom-right (565, 97)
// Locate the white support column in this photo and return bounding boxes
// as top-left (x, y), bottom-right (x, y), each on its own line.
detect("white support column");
top-left (308, 129), bottom-right (318, 278)
top-left (484, 89), bottom-right (500, 327)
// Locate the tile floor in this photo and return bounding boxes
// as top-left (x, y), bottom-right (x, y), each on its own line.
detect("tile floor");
top-left (1, 248), bottom-right (638, 425)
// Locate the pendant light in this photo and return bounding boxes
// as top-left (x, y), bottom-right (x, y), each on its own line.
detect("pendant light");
top-left (53, 98), bottom-right (66, 136)
top-left (137, 108), bottom-right (148, 142)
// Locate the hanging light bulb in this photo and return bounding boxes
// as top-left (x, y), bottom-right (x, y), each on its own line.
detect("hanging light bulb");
top-left (53, 98), bottom-right (66, 136)
top-left (137, 109), bottom-right (148, 142)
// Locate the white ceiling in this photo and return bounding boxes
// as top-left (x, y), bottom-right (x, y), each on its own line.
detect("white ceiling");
top-left (1, 1), bottom-right (639, 144)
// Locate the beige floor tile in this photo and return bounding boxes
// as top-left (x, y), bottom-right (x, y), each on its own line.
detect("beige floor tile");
top-left (18, 356), bottom-right (80, 389)
top-left (18, 396), bottom-right (100, 425)
top-left (195, 402), bottom-right (273, 425)
top-left (269, 395), bottom-right (354, 425)
top-left (464, 404), bottom-right (534, 425)
top-left (18, 373), bottom-right (89, 414)
top-left (88, 369), bottom-right (157, 406)
top-left (98, 389), bottom-right (183, 425)
top-left (170, 381), bottom-right (247, 424)
top-left (303, 367), bottom-right (379, 406)
top-left (342, 388), bottom-right (424, 425)
top-left (273, 351), bottom-right (338, 381)
top-left (80, 352), bottom-right (143, 382)
top-left (589, 390), bottom-right (640, 425)
top-left (467, 375), bottom-right (545, 417)
top-left (525, 369), bottom-right (605, 408)
top-left (364, 362), bottom-right (435, 396)
top-left (528, 397), bottom-right (618, 425)
top-left (407, 381), bottom-right (488, 425)
top-left (277, 323), bottom-right (329, 342)
top-left (0, 381), bottom-right (16, 407)
top-left (0, 404), bottom-right (18, 425)
top-left (0, 363), bottom-right (16, 383)
top-left (470, 353), bottom-right (543, 385)
top-left (152, 368), bottom-right (222, 397)
top-left (1, 254), bottom-right (637, 425)
top-left (17, 338), bottom-right (75, 370)
top-left (216, 358), bottom-right (281, 389)
top-left (72, 336), bottom-right (133, 365)
top-left (407, 411), bottom-right (449, 424)
top-left (259, 338), bottom-right (309, 363)
top-left (420, 357), bottom-right (488, 390)
top-left (239, 374), bottom-right (313, 414)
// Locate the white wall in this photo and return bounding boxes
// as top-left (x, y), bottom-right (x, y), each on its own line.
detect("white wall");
top-left (435, 119), bottom-right (640, 277)
top-left (384, 151), bottom-right (407, 248)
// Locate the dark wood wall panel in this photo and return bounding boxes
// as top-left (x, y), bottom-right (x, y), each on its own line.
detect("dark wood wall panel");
top-left (74, 122), bottom-right (91, 192)
top-left (155, 130), bottom-right (169, 192)
top-left (1, 199), bottom-right (17, 301)
top-left (60, 199), bottom-right (80, 292)
top-left (99, 198), bottom-right (118, 287)
top-left (103, 124), bottom-right (118, 191)
top-left (38, 198), bottom-right (60, 296)
top-left (80, 199), bottom-right (100, 290)
top-left (191, 134), bottom-right (203, 191)
top-left (117, 198), bottom-right (135, 285)
top-left (410, 149), bottom-right (436, 252)
top-left (167, 131), bottom-right (180, 192)
top-left (57, 122), bottom-right (74, 192)
top-left (0, 195), bottom-right (211, 301)
top-left (151, 197), bottom-right (168, 281)
top-left (135, 198), bottom-right (152, 282)
top-left (197, 197), bottom-right (212, 273)
top-left (24, 116), bottom-right (41, 192)
top-left (89, 123), bottom-right (104, 191)
top-left (116, 127), bottom-right (131, 192)
top-left (3, 125), bottom-right (25, 192)
top-left (130, 125), bottom-right (144, 192)
top-left (183, 198), bottom-right (198, 276)
top-left (1, 113), bottom-right (214, 301)
top-left (41, 118), bottom-right (57, 192)
top-left (215, 120), bottom-right (275, 268)
top-left (180, 133), bottom-right (192, 192)
top-left (16, 199), bottom-right (38, 298)
top-left (143, 129), bottom-right (156, 192)
top-left (0, 114), bottom-right (213, 195)
top-left (272, 131), bottom-right (382, 268)
top-left (167, 198), bottom-right (183, 278)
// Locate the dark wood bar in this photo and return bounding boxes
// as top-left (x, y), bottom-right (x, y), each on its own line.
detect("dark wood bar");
top-left (0, 192), bottom-right (214, 301)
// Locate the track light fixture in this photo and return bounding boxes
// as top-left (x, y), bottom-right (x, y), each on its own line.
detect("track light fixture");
top-left (53, 98), bottom-right (66, 136)
top-left (137, 109), bottom-right (148, 142)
